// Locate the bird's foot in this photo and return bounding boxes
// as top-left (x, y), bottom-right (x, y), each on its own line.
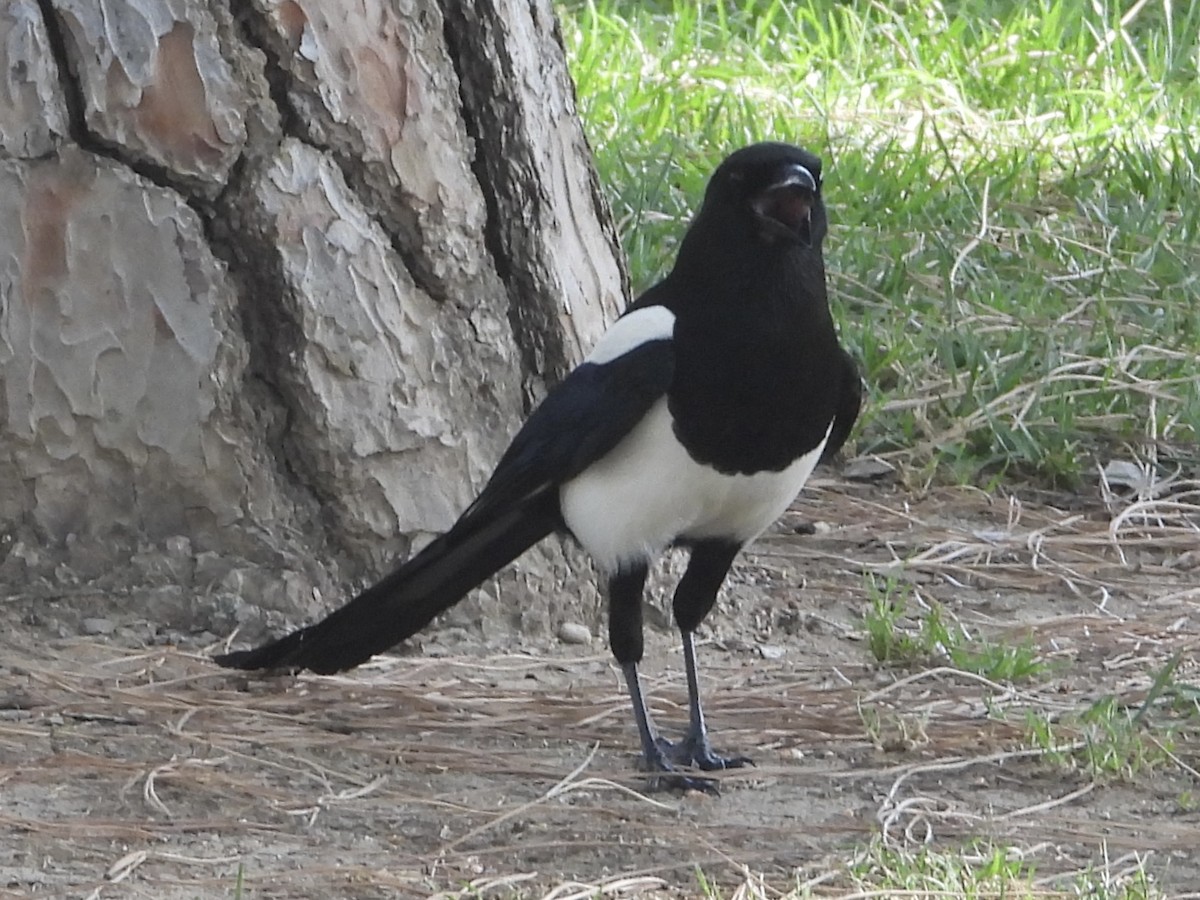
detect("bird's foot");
top-left (639, 742), bottom-right (721, 796)
top-left (656, 732), bottom-right (753, 772)
top-left (636, 733), bottom-right (753, 795)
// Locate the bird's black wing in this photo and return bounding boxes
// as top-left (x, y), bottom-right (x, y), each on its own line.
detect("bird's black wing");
top-left (821, 347), bottom-right (862, 463)
top-left (464, 336), bottom-right (675, 522)
top-left (215, 323), bottom-right (674, 675)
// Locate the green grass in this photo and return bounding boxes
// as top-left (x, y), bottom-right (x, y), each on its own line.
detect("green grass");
top-left (848, 842), bottom-right (1037, 895)
top-left (862, 574), bottom-right (1044, 680)
top-left (846, 840), bottom-right (1161, 899)
top-left (1023, 653), bottom-right (1197, 781)
top-left (697, 841), bottom-right (1161, 898)
top-left (1024, 698), bottom-right (1177, 780)
top-left (561, 0), bottom-right (1200, 486)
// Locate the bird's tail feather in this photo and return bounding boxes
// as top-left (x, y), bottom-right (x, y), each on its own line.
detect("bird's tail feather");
top-left (214, 496), bottom-right (558, 674)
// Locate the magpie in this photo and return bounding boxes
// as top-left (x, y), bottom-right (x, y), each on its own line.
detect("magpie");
top-left (215, 142), bottom-right (862, 792)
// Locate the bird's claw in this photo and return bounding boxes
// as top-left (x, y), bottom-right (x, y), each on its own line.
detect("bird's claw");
top-left (646, 770), bottom-right (722, 796)
top-left (640, 744), bottom-right (720, 795)
top-left (655, 734), bottom-right (754, 772)
top-left (637, 733), bottom-right (753, 795)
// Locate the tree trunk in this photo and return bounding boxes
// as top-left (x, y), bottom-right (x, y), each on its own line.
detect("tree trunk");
top-left (0, 0), bottom-right (625, 638)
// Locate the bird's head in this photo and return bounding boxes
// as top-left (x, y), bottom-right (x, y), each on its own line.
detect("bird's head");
top-left (701, 142), bottom-right (826, 249)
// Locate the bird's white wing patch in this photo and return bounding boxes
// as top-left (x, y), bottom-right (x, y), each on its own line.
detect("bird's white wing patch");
top-left (585, 306), bottom-right (675, 365)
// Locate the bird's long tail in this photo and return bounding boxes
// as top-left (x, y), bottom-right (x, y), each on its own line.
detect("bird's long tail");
top-left (214, 495), bottom-right (559, 674)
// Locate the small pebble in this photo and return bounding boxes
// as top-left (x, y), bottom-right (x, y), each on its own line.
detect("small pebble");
top-left (557, 622), bottom-right (592, 645)
top-left (758, 644), bottom-right (786, 660)
top-left (1171, 549), bottom-right (1200, 570)
top-left (80, 617), bottom-right (116, 636)
top-left (843, 456), bottom-right (896, 481)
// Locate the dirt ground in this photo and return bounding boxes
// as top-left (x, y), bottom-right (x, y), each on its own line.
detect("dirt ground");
top-left (2, 475), bottom-right (1198, 899)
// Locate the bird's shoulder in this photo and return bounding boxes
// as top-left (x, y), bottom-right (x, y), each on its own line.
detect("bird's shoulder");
top-left (583, 303), bottom-right (676, 365)
top-left (460, 307), bottom-right (677, 522)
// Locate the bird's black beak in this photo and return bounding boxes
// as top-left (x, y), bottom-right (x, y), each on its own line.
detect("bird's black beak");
top-left (751, 164), bottom-right (818, 247)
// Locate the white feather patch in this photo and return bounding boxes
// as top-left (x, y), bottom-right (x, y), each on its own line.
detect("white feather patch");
top-left (585, 306), bottom-right (675, 365)
top-left (560, 401), bottom-right (831, 573)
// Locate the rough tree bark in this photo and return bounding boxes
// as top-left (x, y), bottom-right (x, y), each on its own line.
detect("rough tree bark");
top-left (0, 0), bottom-right (625, 638)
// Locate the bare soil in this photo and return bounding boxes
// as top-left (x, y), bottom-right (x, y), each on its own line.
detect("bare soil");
top-left (2, 477), bottom-right (1198, 898)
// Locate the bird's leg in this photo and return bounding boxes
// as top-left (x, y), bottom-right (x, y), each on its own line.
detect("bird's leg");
top-left (620, 661), bottom-right (718, 794)
top-left (657, 540), bottom-right (753, 771)
top-left (609, 565), bottom-right (717, 794)
top-left (659, 629), bottom-right (753, 770)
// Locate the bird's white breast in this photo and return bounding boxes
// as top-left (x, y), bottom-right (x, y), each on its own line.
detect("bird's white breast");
top-left (560, 400), bottom-right (828, 573)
